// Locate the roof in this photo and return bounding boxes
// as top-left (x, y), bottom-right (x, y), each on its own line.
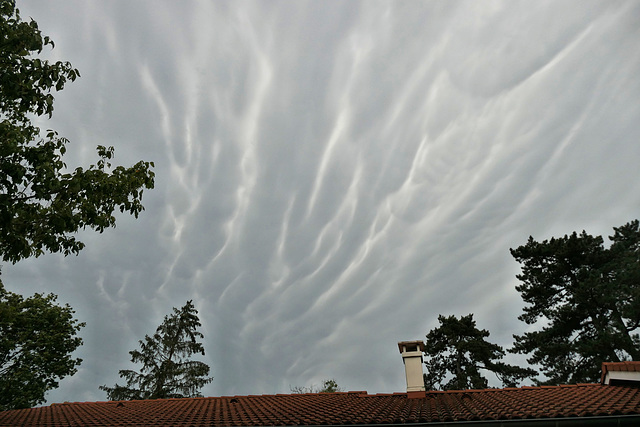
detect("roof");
top-left (601, 361), bottom-right (640, 386)
top-left (2, 383), bottom-right (640, 426)
top-left (602, 361), bottom-right (640, 377)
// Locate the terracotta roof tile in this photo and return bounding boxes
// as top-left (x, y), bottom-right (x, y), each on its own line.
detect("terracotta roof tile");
top-left (603, 361), bottom-right (640, 372)
top-left (2, 384), bottom-right (640, 426)
top-left (600, 361), bottom-right (640, 383)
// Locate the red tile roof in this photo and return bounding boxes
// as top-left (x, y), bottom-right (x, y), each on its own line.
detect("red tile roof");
top-left (601, 361), bottom-right (640, 385)
top-left (602, 361), bottom-right (640, 376)
top-left (2, 384), bottom-right (640, 426)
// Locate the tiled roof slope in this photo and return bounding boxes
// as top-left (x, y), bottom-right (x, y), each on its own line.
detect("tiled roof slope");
top-left (602, 361), bottom-right (640, 375)
top-left (601, 361), bottom-right (640, 386)
top-left (2, 384), bottom-right (640, 426)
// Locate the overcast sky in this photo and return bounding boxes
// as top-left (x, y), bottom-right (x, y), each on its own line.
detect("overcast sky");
top-left (5, 0), bottom-right (640, 404)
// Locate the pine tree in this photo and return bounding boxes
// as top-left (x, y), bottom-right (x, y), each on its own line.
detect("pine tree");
top-left (510, 220), bottom-right (640, 384)
top-left (100, 301), bottom-right (213, 400)
top-left (423, 314), bottom-right (535, 390)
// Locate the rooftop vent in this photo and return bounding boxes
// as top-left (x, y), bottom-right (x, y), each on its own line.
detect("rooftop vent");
top-left (398, 340), bottom-right (425, 398)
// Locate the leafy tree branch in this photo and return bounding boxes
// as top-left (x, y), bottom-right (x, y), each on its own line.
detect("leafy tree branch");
top-left (0, 0), bottom-right (155, 264)
top-left (0, 280), bottom-right (84, 410)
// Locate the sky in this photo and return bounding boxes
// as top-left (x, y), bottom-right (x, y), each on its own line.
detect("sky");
top-left (4, 0), bottom-right (640, 404)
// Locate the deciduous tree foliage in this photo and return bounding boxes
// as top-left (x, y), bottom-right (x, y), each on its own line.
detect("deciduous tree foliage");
top-left (0, 280), bottom-right (84, 410)
top-left (423, 314), bottom-right (535, 390)
top-left (0, 0), bottom-right (156, 410)
top-left (100, 301), bottom-right (213, 400)
top-left (0, 0), bottom-right (155, 264)
top-left (510, 220), bottom-right (640, 384)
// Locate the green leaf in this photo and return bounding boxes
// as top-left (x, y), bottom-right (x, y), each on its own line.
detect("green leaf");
top-left (0, 279), bottom-right (84, 410)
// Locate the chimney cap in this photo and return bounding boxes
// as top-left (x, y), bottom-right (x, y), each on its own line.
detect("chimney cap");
top-left (398, 340), bottom-right (425, 354)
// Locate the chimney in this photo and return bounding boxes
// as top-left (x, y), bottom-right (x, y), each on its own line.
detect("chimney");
top-left (398, 340), bottom-right (426, 398)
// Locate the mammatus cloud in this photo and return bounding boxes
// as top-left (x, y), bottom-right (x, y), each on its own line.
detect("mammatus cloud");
top-left (5, 0), bottom-right (640, 402)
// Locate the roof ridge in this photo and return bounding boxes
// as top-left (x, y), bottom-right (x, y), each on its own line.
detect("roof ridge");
top-left (422, 383), bottom-right (601, 394)
top-left (45, 384), bottom-right (608, 406)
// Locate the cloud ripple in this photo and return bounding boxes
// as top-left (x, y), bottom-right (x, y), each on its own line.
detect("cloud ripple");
top-left (5, 0), bottom-right (640, 401)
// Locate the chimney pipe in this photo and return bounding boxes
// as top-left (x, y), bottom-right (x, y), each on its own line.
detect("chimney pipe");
top-left (398, 340), bottom-right (425, 398)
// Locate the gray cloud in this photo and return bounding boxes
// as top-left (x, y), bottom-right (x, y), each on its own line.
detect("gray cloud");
top-left (5, 0), bottom-right (640, 402)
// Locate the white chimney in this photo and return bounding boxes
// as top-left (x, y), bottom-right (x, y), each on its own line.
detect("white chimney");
top-left (398, 340), bottom-right (425, 397)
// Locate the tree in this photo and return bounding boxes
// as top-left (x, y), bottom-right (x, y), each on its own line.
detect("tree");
top-left (0, 0), bottom-right (155, 264)
top-left (100, 301), bottom-right (213, 400)
top-left (0, 279), bottom-right (84, 410)
top-left (510, 220), bottom-right (640, 385)
top-left (423, 314), bottom-right (535, 390)
top-left (290, 379), bottom-right (343, 394)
